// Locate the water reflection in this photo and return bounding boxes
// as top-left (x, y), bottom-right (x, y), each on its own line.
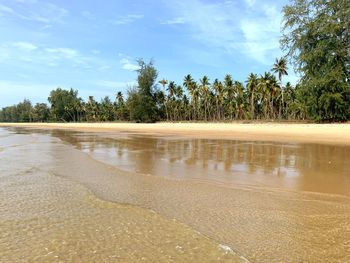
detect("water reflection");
top-left (48, 129), bottom-right (350, 196)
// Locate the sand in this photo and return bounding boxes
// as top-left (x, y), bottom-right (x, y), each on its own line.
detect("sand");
top-left (1, 122), bottom-right (350, 145)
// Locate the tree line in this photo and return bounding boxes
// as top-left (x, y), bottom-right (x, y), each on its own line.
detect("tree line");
top-left (0, 58), bottom-right (303, 123)
top-left (0, 0), bottom-right (349, 123)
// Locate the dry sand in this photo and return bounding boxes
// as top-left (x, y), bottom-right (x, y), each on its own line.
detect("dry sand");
top-left (1, 122), bottom-right (350, 145)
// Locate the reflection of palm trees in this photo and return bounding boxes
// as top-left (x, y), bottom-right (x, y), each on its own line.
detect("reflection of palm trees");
top-left (46, 130), bottom-right (350, 195)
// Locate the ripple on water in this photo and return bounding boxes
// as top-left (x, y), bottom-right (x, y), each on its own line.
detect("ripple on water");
top-left (0, 169), bottom-right (244, 262)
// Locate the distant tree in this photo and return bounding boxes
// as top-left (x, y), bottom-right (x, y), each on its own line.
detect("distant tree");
top-left (99, 96), bottom-right (114, 121)
top-left (48, 88), bottom-right (81, 122)
top-left (127, 59), bottom-right (159, 123)
top-left (224, 74), bottom-right (235, 120)
top-left (114, 92), bottom-right (128, 121)
top-left (281, 0), bottom-right (350, 121)
top-left (272, 57), bottom-right (288, 119)
top-left (199, 76), bottom-right (210, 121)
top-left (32, 103), bottom-right (50, 122)
top-left (246, 73), bottom-right (258, 119)
top-left (16, 99), bottom-right (33, 122)
top-left (158, 79), bottom-right (169, 120)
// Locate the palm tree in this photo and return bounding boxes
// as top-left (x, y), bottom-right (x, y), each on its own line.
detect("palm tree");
top-left (159, 79), bottom-right (169, 120)
top-left (86, 96), bottom-right (99, 121)
top-left (272, 57), bottom-right (288, 83)
top-left (167, 81), bottom-right (177, 121)
top-left (213, 79), bottom-right (224, 120)
top-left (272, 57), bottom-right (288, 119)
top-left (234, 81), bottom-right (245, 119)
top-left (183, 74), bottom-right (196, 120)
top-left (284, 82), bottom-right (294, 119)
top-left (159, 79), bottom-right (168, 90)
top-left (246, 73), bottom-right (258, 119)
top-left (258, 73), bottom-right (270, 119)
top-left (199, 76), bottom-right (210, 121)
top-left (224, 74), bottom-right (234, 120)
top-left (174, 85), bottom-right (184, 120)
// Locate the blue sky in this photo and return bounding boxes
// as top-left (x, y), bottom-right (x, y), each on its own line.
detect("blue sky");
top-left (0, 0), bottom-right (298, 107)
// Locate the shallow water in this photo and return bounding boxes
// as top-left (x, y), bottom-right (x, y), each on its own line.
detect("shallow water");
top-left (1, 127), bottom-right (350, 262)
top-left (51, 129), bottom-right (350, 196)
top-left (0, 128), bottom-right (243, 262)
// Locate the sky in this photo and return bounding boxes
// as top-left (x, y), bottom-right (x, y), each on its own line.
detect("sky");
top-left (0, 0), bottom-right (299, 108)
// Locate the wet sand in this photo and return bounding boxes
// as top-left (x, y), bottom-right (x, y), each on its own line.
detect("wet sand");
top-left (1, 127), bottom-right (350, 262)
top-left (0, 129), bottom-right (244, 262)
top-left (1, 122), bottom-right (350, 145)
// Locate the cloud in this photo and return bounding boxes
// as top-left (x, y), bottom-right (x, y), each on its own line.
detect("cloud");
top-left (118, 54), bottom-right (140, 71)
top-left (161, 17), bottom-right (186, 25)
top-left (238, 4), bottom-right (282, 63)
top-left (44, 48), bottom-right (79, 58)
top-left (109, 14), bottom-right (144, 25)
top-left (13, 42), bottom-right (38, 51)
top-left (0, 4), bottom-right (15, 15)
top-left (0, 42), bottom-right (112, 71)
top-left (244, 0), bottom-right (256, 8)
top-left (164, 0), bottom-right (283, 65)
top-left (0, 1), bottom-right (68, 25)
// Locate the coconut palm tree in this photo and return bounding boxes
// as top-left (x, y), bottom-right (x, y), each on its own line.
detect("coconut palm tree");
top-left (246, 73), bottom-right (258, 119)
top-left (213, 79), bottom-right (225, 120)
top-left (272, 57), bottom-right (288, 83)
top-left (183, 74), bottom-right (196, 120)
top-left (258, 73), bottom-right (271, 119)
top-left (159, 79), bottom-right (169, 120)
top-left (224, 74), bottom-right (234, 120)
top-left (234, 81), bottom-right (245, 119)
top-left (166, 81), bottom-right (177, 121)
top-left (199, 76), bottom-right (210, 121)
top-left (272, 57), bottom-right (288, 119)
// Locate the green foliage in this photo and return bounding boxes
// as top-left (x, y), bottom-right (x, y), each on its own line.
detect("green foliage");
top-left (32, 103), bottom-right (50, 122)
top-left (99, 96), bottom-right (114, 121)
top-left (48, 88), bottom-right (82, 122)
top-left (0, 99), bottom-right (33, 122)
top-left (281, 0), bottom-right (350, 121)
top-left (127, 88), bottom-right (157, 123)
top-left (127, 59), bottom-right (159, 123)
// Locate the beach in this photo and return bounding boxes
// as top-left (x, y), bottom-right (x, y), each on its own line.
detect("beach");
top-left (1, 122), bottom-right (350, 145)
top-left (1, 124), bottom-right (350, 262)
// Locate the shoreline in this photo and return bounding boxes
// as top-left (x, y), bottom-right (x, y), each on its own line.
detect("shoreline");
top-left (1, 122), bottom-right (350, 145)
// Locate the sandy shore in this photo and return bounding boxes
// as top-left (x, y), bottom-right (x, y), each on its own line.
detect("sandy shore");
top-left (1, 122), bottom-right (350, 145)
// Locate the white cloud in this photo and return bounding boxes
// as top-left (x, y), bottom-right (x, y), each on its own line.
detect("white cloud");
top-left (164, 0), bottom-right (283, 65)
top-left (12, 42), bottom-right (38, 51)
top-left (244, 0), bottom-right (256, 8)
top-left (161, 17), bottom-right (186, 25)
top-left (109, 14), bottom-right (144, 25)
top-left (118, 54), bottom-right (140, 71)
top-left (238, 4), bottom-right (282, 63)
top-left (0, 42), bottom-right (112, 71)
top-left (0, 4), bottom-right (15, 15)
top-left (44, 48), bottom-right (79, 58)
top-left (0, 1), bottom-right (68, 25)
